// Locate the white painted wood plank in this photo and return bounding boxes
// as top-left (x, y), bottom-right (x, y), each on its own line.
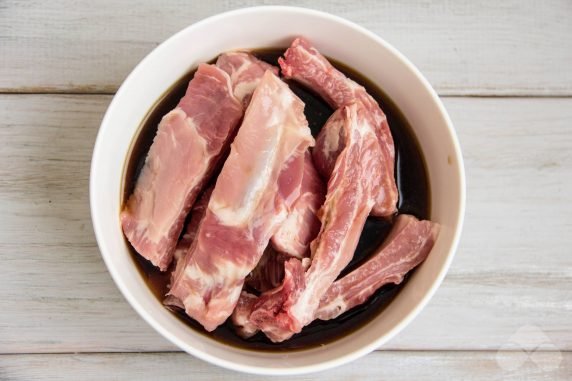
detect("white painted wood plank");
top-left (0, 352), bottom-right (570, 380)
top-left (0, 95), bottom-right (570, 354)
top-left (391, 97), bottom-right (572, 350)
top-left (1, 0), bottom-right (571, 95)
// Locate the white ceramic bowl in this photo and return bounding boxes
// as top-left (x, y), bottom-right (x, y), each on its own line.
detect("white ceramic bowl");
top-left (90, 6), bottom-right (465, 375)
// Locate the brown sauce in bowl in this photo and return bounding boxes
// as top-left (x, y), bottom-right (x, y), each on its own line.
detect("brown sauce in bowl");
top-left (123, 48), bottom-right (430, 351)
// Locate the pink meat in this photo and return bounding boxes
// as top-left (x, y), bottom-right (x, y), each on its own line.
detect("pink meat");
top-left (280, 37), bottom-right (397, 216)
top-left (121, 64), bottom-right (243, 271)
top-left (216, 52), bottom-right (279, 108)
top-left (250, 103), bottom-right (385, 342)
top-left (245, 247), bottom-right (289, 293)
top-left (168, 71), bottom-right (314, 332)
top-left (234, 254), bottom-right (310, 338)
top-left (234, 215), bottom-right (437, 337)
top-left (246, 247), bottom-right (312, 293)
top-left (232, 256), bottom-right (306, 340)
top-left (316, 214), bottom-right (439, 321)
top-left (170, 187), bottom-right (213, 268)
top-left (231, 291), bottom-right (259, 339)
top-left (271, 152), bottom-right (325, 258)
top-left (312, 112), bottom-right (347, 180)
top-left (163, 186), bottom-right (214, 313)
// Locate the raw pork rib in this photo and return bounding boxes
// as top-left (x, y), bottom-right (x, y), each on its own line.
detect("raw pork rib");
top-left (312, 110), bottom-right (346, 180)
top-left (231, 291), bottom-right (259, 339)
top-left (233, 254), bottom-right (310, 338)
top-left (245, 248), bottom-right (290, 293)
top-left (246, 247), bottom-right (312, 293)
top-left (230, 215), bottom-right (437, 337)
top-left (271, 152), bottom-right (325, 258)
top-left (168, 71), bottom-right (314, 331)
top-left (316, 214), bottom-right (439, 320)
top-left (216, 52), bottom-right (279, 108)
top-left (121, 64), bottom-right (243, 270)
top-left (170, 187), bottom-right (213, 269)
top-left (164, 187), bottom-right (214, 310)
top-left (250, 103), bottom-right (385, 342)
top-left (122, 51), bottom-right (278, 271)
top-left (280, 37), bottom-right (397, 216)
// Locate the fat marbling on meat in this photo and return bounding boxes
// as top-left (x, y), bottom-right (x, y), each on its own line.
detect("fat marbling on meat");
top-left (121, 64), bottom-right (243, 271)
top-left (121, 53), bottom-right (277, 271)
top-left (168, 71), bottom-right (314, 332)
top-left (163, 186), bottom-right (214, 310)
top-left (230, 215), bottom-right (438, 338)
top-left (279, 37), bottom-right (398, 216)
top-left (271, 152), bottom-right (325, 258)
top-left (216, 52), bottom-right (279, 108)
top-left (250, 103), bottom-right (385, 342)
top-left (315, 214), bottom-right (439, 321)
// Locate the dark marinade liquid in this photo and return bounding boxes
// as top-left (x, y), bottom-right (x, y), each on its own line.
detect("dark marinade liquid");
top-left (123, 48), bottom-right (430, 351)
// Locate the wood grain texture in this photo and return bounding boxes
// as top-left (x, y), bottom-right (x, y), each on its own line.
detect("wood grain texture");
top-left (1, 0), bottom-right (571, 95)
top-left (0, 352), bottom-right (570, 380)
top-left (0, 94), bottom-right (570, 354)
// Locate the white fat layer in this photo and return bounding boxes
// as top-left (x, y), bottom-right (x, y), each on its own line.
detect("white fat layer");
top-left (321, 295), bottom-right (346, 318)
top-left (209, 126), bottom-right (279, 226)
top-left (229, 54), bottom-right (250, 78)
top-left (228, 57), bottom-right (251, 102)
top-left (233, 81), bottom-right (257, 103)
top-left (273, 199), bottom-right (308, 257)
top-left (221, 69), bottom-right (238, 103)
top-left (210, 76), bottom-right (309, 227)
top-left (184, 254), bottom-right (250, 288)
top-left (321, 117), bottom-right (342, 158)
top-left (183, 292), bottom-right (205, 311)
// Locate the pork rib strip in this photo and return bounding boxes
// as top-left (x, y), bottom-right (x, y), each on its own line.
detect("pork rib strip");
top-left (121, 64), bottom-right (243, 270)
top-left (315, 214), bottom-right (439, 320)
top-left (279, 37), bottom-right (397, 216)
top-left (121, 52), bottom-right (277, 271)
top-left (168, 71), bottom-right (314, 331)
top-left (231, 214), bottom-right (437, 337)
top-left (250, 103), bottom-right (384, 342)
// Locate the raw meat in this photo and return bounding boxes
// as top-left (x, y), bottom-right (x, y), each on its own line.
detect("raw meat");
top-left (231, 291), bottom-right (259, 339)
top-left (121, 64), bottom-right (243, 271)
top-left (312, 112), bottom-right (346, 180)
top-left (170, 186), bottom-right (213, 270)
top-left (233, 254), bottom-right (310, 338)
top-left (245, 247), bottom-right (289, 293)
top-left (316, 214), bottom-right (439, 320)
top-left (164, 187), bottom-right (214, 310)
top-left (280, 37), bottom-right (397, 216)
top-left (245, 247), bottom-right (312, 293)
top-left (231, 216), bottom-right (437, 337)
top-left (271, 152), bottom-right (325, 258)
top-left (168, 71), bottom-right (314, 331)
top-left (250, 103), bottom-right (385, 342)
top-left (216, 52), bottom-right (279, 108)
top-left (122, 50), bottom-right (278, 271)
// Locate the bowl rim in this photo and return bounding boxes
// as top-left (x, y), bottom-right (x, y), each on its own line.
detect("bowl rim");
top-left (90, 5), bottom-right (466, 375)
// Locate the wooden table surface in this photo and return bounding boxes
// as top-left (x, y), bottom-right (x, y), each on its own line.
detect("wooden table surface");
top-left (1, 1), bottom-right (571, 379)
